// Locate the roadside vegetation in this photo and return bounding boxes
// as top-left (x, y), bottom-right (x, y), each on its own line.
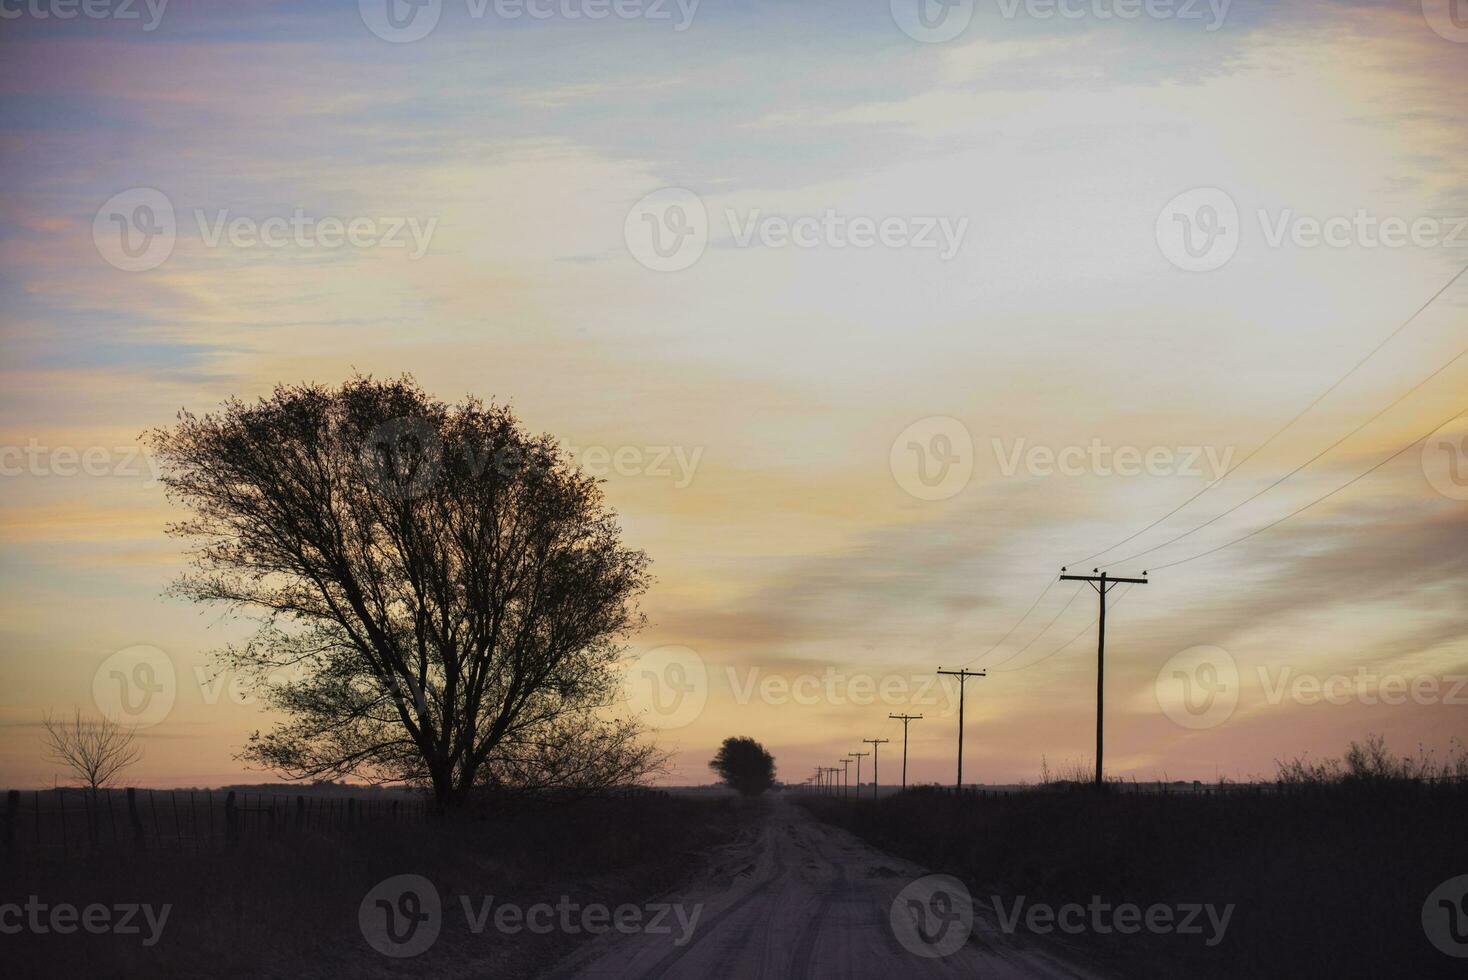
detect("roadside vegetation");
top-left (3, 791), bottom-right (742, 979)
top-left (797, 736), bottom-right (1468, 978)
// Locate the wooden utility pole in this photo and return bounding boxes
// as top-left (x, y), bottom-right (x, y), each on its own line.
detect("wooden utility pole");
top-left (839, 759), bottom-right (850, 800)
top-left (848, 751), bottom-right (869, 798)
top-left (888, 713), bottom-right (923, 789)
top-left (936, 668), bottom-right (986, 792)
top-left (862, 738), bottom-right (889, 800)
top-left (1058, 567), bottom-right (1149, 788)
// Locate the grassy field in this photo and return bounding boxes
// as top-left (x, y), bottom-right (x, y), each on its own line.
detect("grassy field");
top-left (796, 743), bottom-right (1468, 978)
top-left (2, 790), bottom-right (745, 978)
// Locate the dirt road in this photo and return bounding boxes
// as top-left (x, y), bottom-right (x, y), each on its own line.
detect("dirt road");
top-left (545, 795), bottom-right (1098, 980)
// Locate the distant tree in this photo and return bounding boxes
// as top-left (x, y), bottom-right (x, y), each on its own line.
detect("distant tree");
top-left (709, 736), bottom-right (776, 796)
top-left (43, 709), bottom-right (141, 795)
top-left (148, 376), bottom-right (655, 812)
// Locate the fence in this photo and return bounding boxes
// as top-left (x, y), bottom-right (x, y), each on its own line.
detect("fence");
top-left (1, 787), bottom-right (431, 857)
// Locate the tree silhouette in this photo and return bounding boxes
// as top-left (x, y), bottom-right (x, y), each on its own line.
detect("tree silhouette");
top-left (710, 736), bottom-right (776, 796)
top-left (149, 376), bottom-right (655, 811)
top-left (42, 708), bottom-right (141, 796)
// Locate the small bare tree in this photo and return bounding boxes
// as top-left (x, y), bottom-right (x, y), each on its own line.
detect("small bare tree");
top-left (43, 709), bottom-right (142, 795)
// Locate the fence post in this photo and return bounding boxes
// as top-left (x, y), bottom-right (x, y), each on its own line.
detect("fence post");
top-left (126, 788), bottom-right (147, 849)
top-left (225, 791), bottom-right (239, 848)
top-left (3, 790), bottom-right (17, 856)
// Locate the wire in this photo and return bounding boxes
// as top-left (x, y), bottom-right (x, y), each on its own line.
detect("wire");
top-left (957, 578), bottom-right (1058, 668)
top-left (1100, 340), bottom-right (1468, 570)
top-left (1070, 258), bottom-right (1468, 567)
top-left (1148, 402), bottom-right (1467, 571)
top-left (976, 582), bottom-right (1085, 670)
top-left (993, 585), bottom-right (1136, 673)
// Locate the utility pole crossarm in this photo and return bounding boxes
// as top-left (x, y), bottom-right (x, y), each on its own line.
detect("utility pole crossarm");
top-left (862, 738), bottom-right (889, 801)
top-left (1057, 566), bottom-right (1150, 788)
top-left (936, 668), bottom-right (987, 792)
top-left (889, 714), bottom-right (923, 791)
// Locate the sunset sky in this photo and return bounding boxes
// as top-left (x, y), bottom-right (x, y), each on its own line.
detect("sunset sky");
top-left (2, 0), bottom-right (1466, 789)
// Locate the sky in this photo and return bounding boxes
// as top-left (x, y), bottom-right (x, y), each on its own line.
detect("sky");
top-left (2, 0), bottom-right (1467, 789)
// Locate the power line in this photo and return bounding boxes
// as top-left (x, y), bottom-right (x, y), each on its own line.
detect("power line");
top-left (1148, 402), bottom-right (1467, 572)
top-left (1101, 342), bottom-right (1468, 570)
top-left (1071, 258), bottom-right (1468, 567)
top-left (971, 583), bottom-right (1085, 670)
top-left (963, 578), bottom-right (1058, 665)
top-left (992, 584), bottom-right (1138, 673)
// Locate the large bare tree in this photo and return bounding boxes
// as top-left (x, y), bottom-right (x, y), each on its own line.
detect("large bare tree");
top-left (149, 377), bottom-right (654, 810)
top-left (43, 709), bottom-right (142, 795)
